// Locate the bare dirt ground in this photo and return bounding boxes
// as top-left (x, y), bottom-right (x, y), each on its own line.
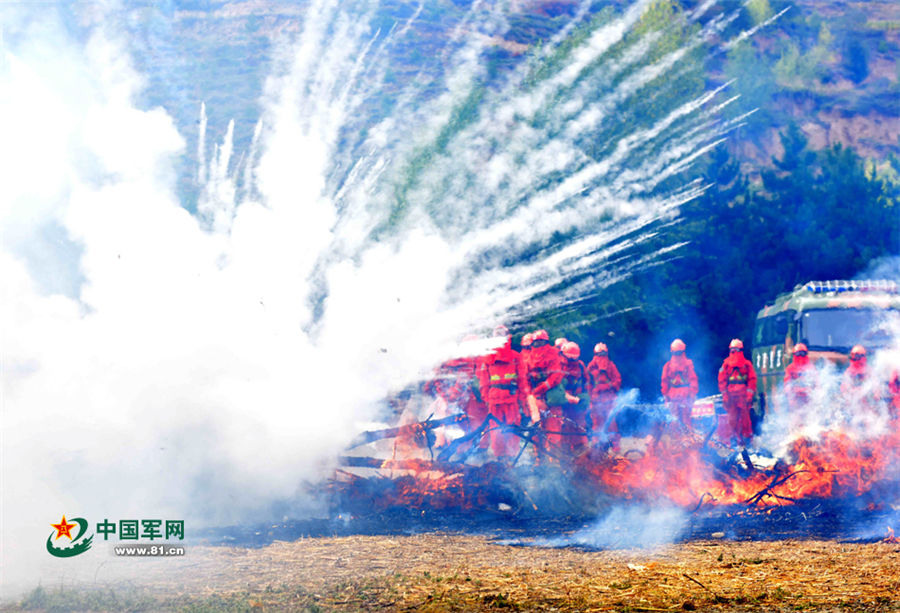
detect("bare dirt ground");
top-left (6, 534), bottom-right (900, 611)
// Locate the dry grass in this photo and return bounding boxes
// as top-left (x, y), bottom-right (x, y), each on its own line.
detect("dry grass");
top-left (8, 534), bottom-right (900, 611)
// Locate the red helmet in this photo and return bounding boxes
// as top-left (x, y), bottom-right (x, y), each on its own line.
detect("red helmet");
top-left (792, 343), bottom-right (808, 354)
top-left (729, 339), bottom-right (743, 351)
top-left (532, 329), bottom-right (549, 342)
top-left (554, 337), bottom-right (568, 348)
top-left (521, 333), bottom-right (533, 347)
top-left (594, 342), bottom-right (608, 354)
top-left (850, 345), bottom-right (866, 360)
top-left (670, 339), bottom-right (686, 352)
top-left (562, 341), bottom-right (580, 359)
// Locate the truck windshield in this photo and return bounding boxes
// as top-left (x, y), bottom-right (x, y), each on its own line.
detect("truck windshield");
top-left (799, 308), bottom-right (897, 352)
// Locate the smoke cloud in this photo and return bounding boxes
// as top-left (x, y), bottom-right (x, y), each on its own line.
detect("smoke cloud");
top-left (756, 310), bottom-right (900, 458)
top-left (536, 505), bottom-right (690, 550)
top-left (1, 0), bottom-right (749, 595)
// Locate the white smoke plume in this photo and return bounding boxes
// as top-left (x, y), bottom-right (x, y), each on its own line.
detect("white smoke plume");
top-left (534, 505), bottom-right (689, 549)
top-left (756, 310), bottom-right (900, 459)
top-left (1, 0), bottom-right (749, 594)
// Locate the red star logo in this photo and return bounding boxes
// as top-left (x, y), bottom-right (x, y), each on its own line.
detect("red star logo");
top-left (51, 515), bottom-right (77, 540)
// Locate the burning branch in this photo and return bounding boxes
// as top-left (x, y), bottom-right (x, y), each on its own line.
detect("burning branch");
top-left (691, 492), bottom-right (715, 513)
top-left (744, 470), bottom-right (809, 506)
top-left (345, 414), bottom-right (468, 450)
top-left (337, 456), bottom-right (464, 473)
top-left (436, 417), bottom-right (496, 463)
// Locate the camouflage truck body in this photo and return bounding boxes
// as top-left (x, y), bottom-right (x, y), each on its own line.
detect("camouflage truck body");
top-left (751, 280), bottom-right (900, 417)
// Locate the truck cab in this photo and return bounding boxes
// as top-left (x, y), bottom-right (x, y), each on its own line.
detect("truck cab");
top-left (751, 280), bottom-right (900, 420)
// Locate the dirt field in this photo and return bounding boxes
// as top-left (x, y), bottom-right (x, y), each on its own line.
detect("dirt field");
top-left (6, 534), bottom-right (900, 611)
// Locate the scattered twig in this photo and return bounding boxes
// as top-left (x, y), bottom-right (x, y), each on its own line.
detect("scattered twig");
top-left (682, 573), bottom-right (719, 600)
top-left (691, 492), bottom-right (714, 514)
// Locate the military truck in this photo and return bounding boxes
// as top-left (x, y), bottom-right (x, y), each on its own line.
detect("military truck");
top-left (751, 280), bottom-right (900, 422)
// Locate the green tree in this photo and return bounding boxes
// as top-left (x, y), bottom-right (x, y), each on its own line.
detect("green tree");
top-left (746, 0), bottom-right (774, 25)
top-left (724, 41), bottom-right (776, 136)
top-left (844, 39), bottom-right (869, 84)
top-left (773, 42), bottom-right (802, 88)
top-left (584, 132), bottom-right (899, 398)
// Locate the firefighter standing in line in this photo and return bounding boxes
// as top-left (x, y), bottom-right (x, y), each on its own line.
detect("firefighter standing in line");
top-left (423, 335), bottom-right (488, 448)
top-left (661, 339), bottom-right (699, 433)
top-left (560, 341), bottom-right (589, 452)
top-left (841, 345), bottom-right (876, 408)
top-left (783, 343), bottom-right (814, 411)
top-left (526, 329), bottom-right (565, 459)
top-left (586, 342), bottom-right (622, 446)
top-left (717, 339), bottom-right (757, 446)
top-left (521, 332), bottom-right (534, 359)
top-left (477, 325), bottom-right (531, 459)
top-left (842, 345), bottom-right (868, 388)
top-left (888, 370), bottom-right (900, 422)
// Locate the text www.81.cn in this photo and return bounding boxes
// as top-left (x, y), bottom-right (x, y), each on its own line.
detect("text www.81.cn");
top-left (114, 545), bottom-right (185, 557)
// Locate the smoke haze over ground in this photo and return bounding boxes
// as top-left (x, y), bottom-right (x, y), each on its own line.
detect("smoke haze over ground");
top-left (4, 0), bottom-right (886, 596)
top-left (532, 505), bottom-right (690, 549)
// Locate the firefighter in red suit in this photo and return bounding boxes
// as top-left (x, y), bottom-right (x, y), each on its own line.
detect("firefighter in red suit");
top-left (477, 325), bottom-right (530, 459)
top-left (661, 338), bottom-right (699, 433)
top-left (888, 370), bottom-right (900, 422)
top-left (520, 332), bottom-right (533, 360)
top-left (717, 338), bottom-right (757, 445)
top-left (423, 335), bottom-right (488, 447)
top-left (587, 342), bottom-right (622, 444)
top-left (841, 345), bottom-right (875, 408)
top-left (783, 343), bottom-right (814, 410)
top-left (842, 345), bottom-right (868, 389)
top-left (526, 329), bottom-right (565, 458)
top-left (560, 341), bottom-right (589, 452)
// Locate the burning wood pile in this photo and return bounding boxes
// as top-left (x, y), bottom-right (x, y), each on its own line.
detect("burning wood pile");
top-left (331, 404), bottom-right (900, 533)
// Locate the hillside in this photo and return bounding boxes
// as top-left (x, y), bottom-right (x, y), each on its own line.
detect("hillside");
top-left (112, 0), bottom-right (899, 200)
top-left (722, 0), bottom-right (900, 164)
top-left (100, 0), bottom-right (898, 397)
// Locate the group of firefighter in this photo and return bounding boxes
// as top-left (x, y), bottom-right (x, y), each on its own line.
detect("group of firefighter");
top-left (425, 326), bottom-right (900, 461)
top-left (784, 342), bottom-right (900, 424)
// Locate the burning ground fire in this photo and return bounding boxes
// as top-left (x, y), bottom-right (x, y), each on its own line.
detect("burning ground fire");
top-left (583, 428), bottom-right (900, 508)
top-left (332, 406), bottom-right (900, 529)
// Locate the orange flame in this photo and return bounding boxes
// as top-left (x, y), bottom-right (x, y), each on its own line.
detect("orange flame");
top-left (343, 416), bottom-right (900, 512)
top-left (581, 428), bottom-right (900, 507)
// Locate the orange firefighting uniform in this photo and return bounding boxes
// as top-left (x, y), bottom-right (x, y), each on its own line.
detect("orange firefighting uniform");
top-left (527, 343), bottom-right (565, 457)
top-left (424, 355), bottom-right (488, 447)
top-left (561, 356), bottom-right (588, 451)
top-left (889, 371), bottom-right (900, 422)
top-left (783, 352), bottom-right (814, 410)
top-left (586, 354), bottom-right (622, 437)
top-left (661, 354), bottom-right (699, 431)
top-left (717, 351), bottom-right (757, 442)
top-left (477, 339), bottom-right (530, 458)
top-left (841, 355), bottom-right (876, 408)
top-left (843, 358), bottom-right (868, 390)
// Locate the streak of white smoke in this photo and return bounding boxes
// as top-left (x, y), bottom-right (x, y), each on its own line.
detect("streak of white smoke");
top-left (1, 0), bottom-right (744, 595)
